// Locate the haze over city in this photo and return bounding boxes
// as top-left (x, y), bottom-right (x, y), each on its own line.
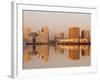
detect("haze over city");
top-left (23, 11), bottom-right (91, 40)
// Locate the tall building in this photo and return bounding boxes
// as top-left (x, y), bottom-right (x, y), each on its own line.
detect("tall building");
top-left (23, 27), bottom-right (32, 42)
top-left (69, 27), bottom-right (80, 39)
top-left (81, 30), bottom-right (90, 38)
top-left (36, 26), bottom-right (49, 43)
top-left (69, 27), bottom-right (80, 43)
top-left (81, 30), bottom-right (90, 43)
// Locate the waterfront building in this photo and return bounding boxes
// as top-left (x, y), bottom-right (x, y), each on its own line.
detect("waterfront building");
top-left (56, 38), bottom-right (79, 44)
top-left (54, 32), bottom-right (64, 40)
top-left (81, 30), bottom-right (90, 38)
top-left (23, 27), bottom-right (32, 42)
top-left (69, 27), bottom-right (80, 39)
top-left (81, 30), bottom-right (90, 43)
top-left (36, 26), bottom-right (49, 43)
top-left (69, 27), bottom-right (80, 43)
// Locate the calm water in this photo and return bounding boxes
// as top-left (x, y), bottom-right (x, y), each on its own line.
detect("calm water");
top-left (23, 44), bottom-right (91, 69)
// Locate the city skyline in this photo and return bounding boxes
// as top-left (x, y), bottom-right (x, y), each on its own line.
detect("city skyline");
top-left (23, 26), bottom-right (90, 44)
top-left (23, 10), bottom-right (91, 40)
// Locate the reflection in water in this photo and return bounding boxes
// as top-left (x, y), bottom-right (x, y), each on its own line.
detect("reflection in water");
top-left (81, 45), bottom-right (90, 56)
top-left (23, 46), bottom-right (32, 63)
top-left (56, 45), bottom-right (80, 60)
top-left (23, 44), bottom-right (90, 69)
top-left (69, 46), bottom-right (80, 60)
top-left (36, 45), bottom-right (49, 64)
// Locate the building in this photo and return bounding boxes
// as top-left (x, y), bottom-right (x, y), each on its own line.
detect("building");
top-left (54, 32), bottom-right (64, 40)
top-left (81, 30), bottom-right (90, 38)
top-left (81, 30), bottom-right (90, 43)
top-left (23, 27), bottom-right (32, 43)
top-left (56, 38), bottom-right (79, 44)
top-left (36, 26), bottom-right (49, 43)
top-left (69, 27), bottom-right (80, 39)
top-left (69, 27), bottom-right (80, 43)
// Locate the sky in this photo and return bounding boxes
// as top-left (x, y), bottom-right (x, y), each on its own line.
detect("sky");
top-left (23, 10), bottom-right (91, 40)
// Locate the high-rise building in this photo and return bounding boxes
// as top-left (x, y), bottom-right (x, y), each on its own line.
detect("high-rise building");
top-left (23, 27), bottom-right (32, 42)
top-left (81, 30), bottom-right (90, 43)
top-left (81, 30), bottom-right (90, 39)
top-left (36, 26), bottom-right (49, 43)
top-left (69, 27), bottom-right (80, 43)
top-left (69, 27), bottom-right (80, 39)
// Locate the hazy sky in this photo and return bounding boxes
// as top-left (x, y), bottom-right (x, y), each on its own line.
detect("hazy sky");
top-left (23, 10), bottom-right (91, 40)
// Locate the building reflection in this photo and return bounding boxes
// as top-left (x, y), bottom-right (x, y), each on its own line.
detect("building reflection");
top-left (36, 45), bottom-right (49, 64)
top-left (54, 45), bottom-right (80, 60)
top-left (55, 45), bottom-right (90, 60)
top-left (55, 45), bottom-right (64, 54)
top-left (68, 45), bottom-right (80, 60)
top-left (80, 45), bottom-right (90, 56)
top-left (23, 45), bottom-right (90, 64)
top-left (23, 46), bottom-right (32, 63)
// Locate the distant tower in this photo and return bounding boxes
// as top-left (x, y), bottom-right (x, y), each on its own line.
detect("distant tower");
top-left (81, 30), bottom-right (90, 38)
top-left (69, 27), bottom-right (80, 43)
top-left (81, 30), bottom-right (90, 43)
top-left (69, 27), bottom-right (80, 39)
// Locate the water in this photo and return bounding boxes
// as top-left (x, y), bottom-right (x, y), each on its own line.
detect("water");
top-left (23, 44), bottom-right (91, 69)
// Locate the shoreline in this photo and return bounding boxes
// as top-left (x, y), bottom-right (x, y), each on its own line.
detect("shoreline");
top-left (25, 42), bottom-right (91, 45)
